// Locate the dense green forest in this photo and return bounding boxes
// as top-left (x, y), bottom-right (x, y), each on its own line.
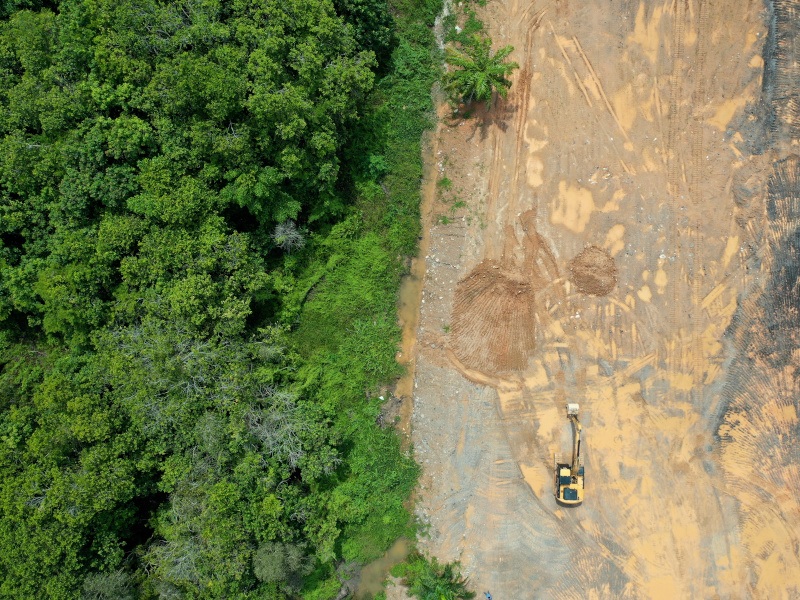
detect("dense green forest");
top-left (0, 0), bottom-right (443, 597)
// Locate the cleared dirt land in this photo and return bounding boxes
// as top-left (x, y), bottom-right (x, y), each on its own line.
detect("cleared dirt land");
top-left (406, 0), bottom-right (800, 597)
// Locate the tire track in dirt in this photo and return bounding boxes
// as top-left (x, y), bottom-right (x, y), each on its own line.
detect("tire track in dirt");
top-left (520, 3), bottom-right (743, 591)
top-left (689, 0), bottom-right (710, 399)
top-left (508, 10), bottom-right (545, 216)
top-left (665, 0), bottom-right (686, 380)
top-left (486, 7), bottom-right (544, 232)
top-left (547, 23), bottom-right (633, 178)
top-left (717, 150), bottom-right (800, 594)
top-left (485, 132), bottom-right (504, 252)
top-left (571, 36), bottom-right (632, 149)
top-left (486, 4), bottom-right (545, 258)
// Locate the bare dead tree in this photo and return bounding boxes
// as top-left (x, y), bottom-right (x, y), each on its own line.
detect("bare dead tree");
top-left (245, 391), bottom-right (308, 467)
top-left (271, 221), bottom-right (305, 253)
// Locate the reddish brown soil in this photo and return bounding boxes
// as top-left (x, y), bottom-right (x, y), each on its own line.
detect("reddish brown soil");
top-left (568, 245), bottom-right (618, 296)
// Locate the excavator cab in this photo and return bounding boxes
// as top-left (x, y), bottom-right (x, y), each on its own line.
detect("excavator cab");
top-left (554, 403), bottom-right (584, 506)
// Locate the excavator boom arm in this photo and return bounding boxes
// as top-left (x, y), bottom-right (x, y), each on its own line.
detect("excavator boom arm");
top-left (569, 415), bottom-right (582, 469)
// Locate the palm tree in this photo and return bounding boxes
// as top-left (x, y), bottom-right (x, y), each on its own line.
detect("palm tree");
top-left (445, 34), bottom-right (519, 107)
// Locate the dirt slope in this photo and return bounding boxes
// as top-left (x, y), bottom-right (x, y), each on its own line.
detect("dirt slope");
top-left (409, 0), bottom-right (800, 597)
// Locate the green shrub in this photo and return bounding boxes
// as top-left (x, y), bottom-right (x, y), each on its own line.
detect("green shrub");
top-left (392, 552), bottom-right (476, 600)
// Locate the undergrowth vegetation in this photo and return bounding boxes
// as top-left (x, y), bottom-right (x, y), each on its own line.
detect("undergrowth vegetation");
top-left (376, 551), bottom-right (475, 600)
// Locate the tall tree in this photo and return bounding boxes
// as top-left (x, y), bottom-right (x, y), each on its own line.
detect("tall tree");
top-left (333, 0), bottom-right (395, 67)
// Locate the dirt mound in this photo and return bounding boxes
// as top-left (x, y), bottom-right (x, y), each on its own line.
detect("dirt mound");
top-left (450, 260), bottom-right (537, 374)
top-left (567, 246), bottom-right (617, 296)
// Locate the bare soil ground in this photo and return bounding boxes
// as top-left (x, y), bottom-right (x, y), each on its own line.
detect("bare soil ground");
top-left (407, 0), bottom-right (800, 597)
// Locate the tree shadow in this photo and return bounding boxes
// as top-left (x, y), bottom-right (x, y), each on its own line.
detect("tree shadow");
top-left (443, 94), bottom-right (520, 143)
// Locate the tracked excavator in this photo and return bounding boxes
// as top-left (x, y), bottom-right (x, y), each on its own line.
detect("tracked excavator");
top-left (554, 403), bottom-right (584, 505)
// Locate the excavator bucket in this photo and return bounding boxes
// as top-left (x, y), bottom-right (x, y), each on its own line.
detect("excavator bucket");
top-left (566, 403), bottom-right (580, 416)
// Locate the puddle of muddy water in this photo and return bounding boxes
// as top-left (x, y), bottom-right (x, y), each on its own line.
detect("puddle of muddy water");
top-left (354, 537), bottom-right (411, 599)
top-left (394, 264), bottom-right (423, 436)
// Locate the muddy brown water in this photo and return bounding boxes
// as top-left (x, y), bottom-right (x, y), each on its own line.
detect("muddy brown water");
top-left (354, 538), bottom-right (411, 599)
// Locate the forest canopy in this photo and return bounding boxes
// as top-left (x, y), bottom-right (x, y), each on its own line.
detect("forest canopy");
top-left (0, 0), bottom-right (442, 598)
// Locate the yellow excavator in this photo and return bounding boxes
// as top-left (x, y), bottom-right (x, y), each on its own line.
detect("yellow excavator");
top-left (554, 403), bottom-right (584, 505)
